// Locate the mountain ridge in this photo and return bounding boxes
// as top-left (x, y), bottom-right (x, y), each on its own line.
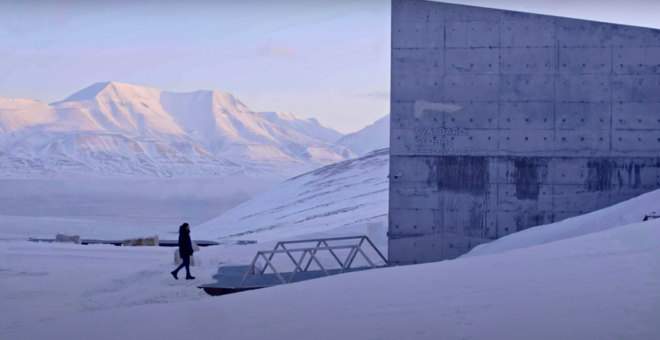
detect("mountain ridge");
top-left (0, 82), bottom-right (351, 179)
top-left (334, 114), bottom-right (389, 157)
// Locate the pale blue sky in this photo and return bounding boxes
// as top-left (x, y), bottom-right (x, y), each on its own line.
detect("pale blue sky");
top-left (1, 0), bottom-right (659, 133)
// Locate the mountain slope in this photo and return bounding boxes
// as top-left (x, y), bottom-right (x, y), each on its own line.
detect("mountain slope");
top-left (0, 98), bottom-right (57, 134)
top-left (1, 82), bottom-right (348, 179)
top-left (259, 111), bottom-right (344, 144)
top-left (334, 114), bottom-right (389, 156)
top-left (193, 148), bottom-right (389, 241)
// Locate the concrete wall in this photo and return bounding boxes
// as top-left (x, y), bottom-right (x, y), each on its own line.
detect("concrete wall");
top-left (388, 0), bottom-right (660, 265)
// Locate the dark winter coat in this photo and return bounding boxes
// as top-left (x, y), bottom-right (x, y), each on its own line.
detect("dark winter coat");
top-left (178, 225), bottom-right (194, 258)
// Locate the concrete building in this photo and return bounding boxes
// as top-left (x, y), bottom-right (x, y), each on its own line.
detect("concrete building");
top-left (388, 0), bottom-right (660, 265)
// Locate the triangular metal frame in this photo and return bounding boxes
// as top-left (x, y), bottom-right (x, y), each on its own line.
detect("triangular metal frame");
top-left (238, 235), bottom-right (387, 288)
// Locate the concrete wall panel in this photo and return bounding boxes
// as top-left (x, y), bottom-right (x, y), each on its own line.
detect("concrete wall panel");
top-left (499, 102), bottom-right (555, 130)
top-left (390, 188), bottom-right (439, 210)
top-left (442, 210), bottom-right (495, 239)
top-left (388, 234), bottom-right (444, 264)
top-left (501, 19), bottom-right (556, 47)
top-left (497, 183), bottom-right (554, 211)
top-left (443, 102), bottom-right (499, 129)
top-left (500, 74), bottom-right (555, 101)
top-left (612, 102), bottom-right (660, 130)
top-left (498, 130), bottom-right (555, 155)
top-left (444, 75), bottom-right (500, 101)
top-left (559, 46), bottom-right (612, 74)
top-left (438, 188), bottom-right (497, 212)
top-left (496, 156), bottom-right (553, 185)
top-left (555, 130), bottom-right (610, 156)
top-left (500, 47), bottom-right (556, 74)
top-left (556, 74), bottom-right (612, 102)
top-left (389, 208), bottom-right (439, 236)
top-left (611, 130), bottom-right (660, 156)
top-left (444, 5), bottom-right (502, 22)
top-left (445, 47), bottom-right (499, 74)
top-left (613, 75), bottom-right (660, 102)
top-left (553, 184), bottom-right (612, 212)
top-left (389, 155), bottom-right (438, 185)
top-left (393, 21), bottom-right (445, 48)
top-left (557, 19), bottom-right (613, 47)
top-left (392, 0), bottom-right (445, 22)
top-left (614, 46), bottom-right (660, 75)
top-left (611, 25), bottom-right (660, 47)
top-left (392, 49), bottom-right (443, 80)
top-left (389, 0), bottom-right (660, 266)
top-left (556, 102), bottom-right (611, 130)
top-left (551, 158), bottom-right (590, 185)
top-left (446, 21), bottom-right (499, 48)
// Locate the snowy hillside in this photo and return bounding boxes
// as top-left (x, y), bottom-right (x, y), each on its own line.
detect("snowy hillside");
top-left (0, 82), bottom-right (350, 179)
top-left (334, 114), bottom-right (389, 156)
top-left (193, 148), bottom-right (389, 241)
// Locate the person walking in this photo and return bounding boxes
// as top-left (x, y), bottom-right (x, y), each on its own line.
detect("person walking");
top-left (171, 223), bottom-right (195, 280)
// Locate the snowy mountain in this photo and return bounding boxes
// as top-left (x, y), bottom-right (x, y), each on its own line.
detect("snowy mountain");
top-left (259, 111), bottom-right (343, 144)
top-left (334, 114), bottom-right (389, 157)
top-left (193, 148), bottom-right (389, 241)
top-left (0, 82), bottom-right (350, 179)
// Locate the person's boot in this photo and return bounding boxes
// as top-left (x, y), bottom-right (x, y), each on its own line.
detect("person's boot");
top-left (186, 275), bottom-right (195, 280)
top-left (171, 271), bottom-right (178, 280)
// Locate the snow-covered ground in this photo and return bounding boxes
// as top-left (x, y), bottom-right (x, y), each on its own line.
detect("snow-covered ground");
top-left (0, 222), bottom-right (386, 333)
top-left (1, 214), bottom-right (658, 339)
top-left (1, 187), bottom-right (658, 339)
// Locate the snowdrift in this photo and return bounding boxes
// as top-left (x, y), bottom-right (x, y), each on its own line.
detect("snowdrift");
top-left (464, 189), bottom-right (660, 258)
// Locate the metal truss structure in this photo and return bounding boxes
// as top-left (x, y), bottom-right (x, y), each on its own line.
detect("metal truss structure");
top-left (238, 236), bottom-right (388, 288)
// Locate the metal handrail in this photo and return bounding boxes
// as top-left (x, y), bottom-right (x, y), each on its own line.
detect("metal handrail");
top-left (267, 236), bottom-right (387, 264)
top-left (238, 235), bottom-right (387, 288)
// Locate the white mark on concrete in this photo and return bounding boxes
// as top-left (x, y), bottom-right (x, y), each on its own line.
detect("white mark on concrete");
top-left (414, 100), bottom-right (464, 119)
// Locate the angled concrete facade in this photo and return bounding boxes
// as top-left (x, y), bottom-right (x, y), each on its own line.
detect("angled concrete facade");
top-left (388, 0), bottom-right (660, 265)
